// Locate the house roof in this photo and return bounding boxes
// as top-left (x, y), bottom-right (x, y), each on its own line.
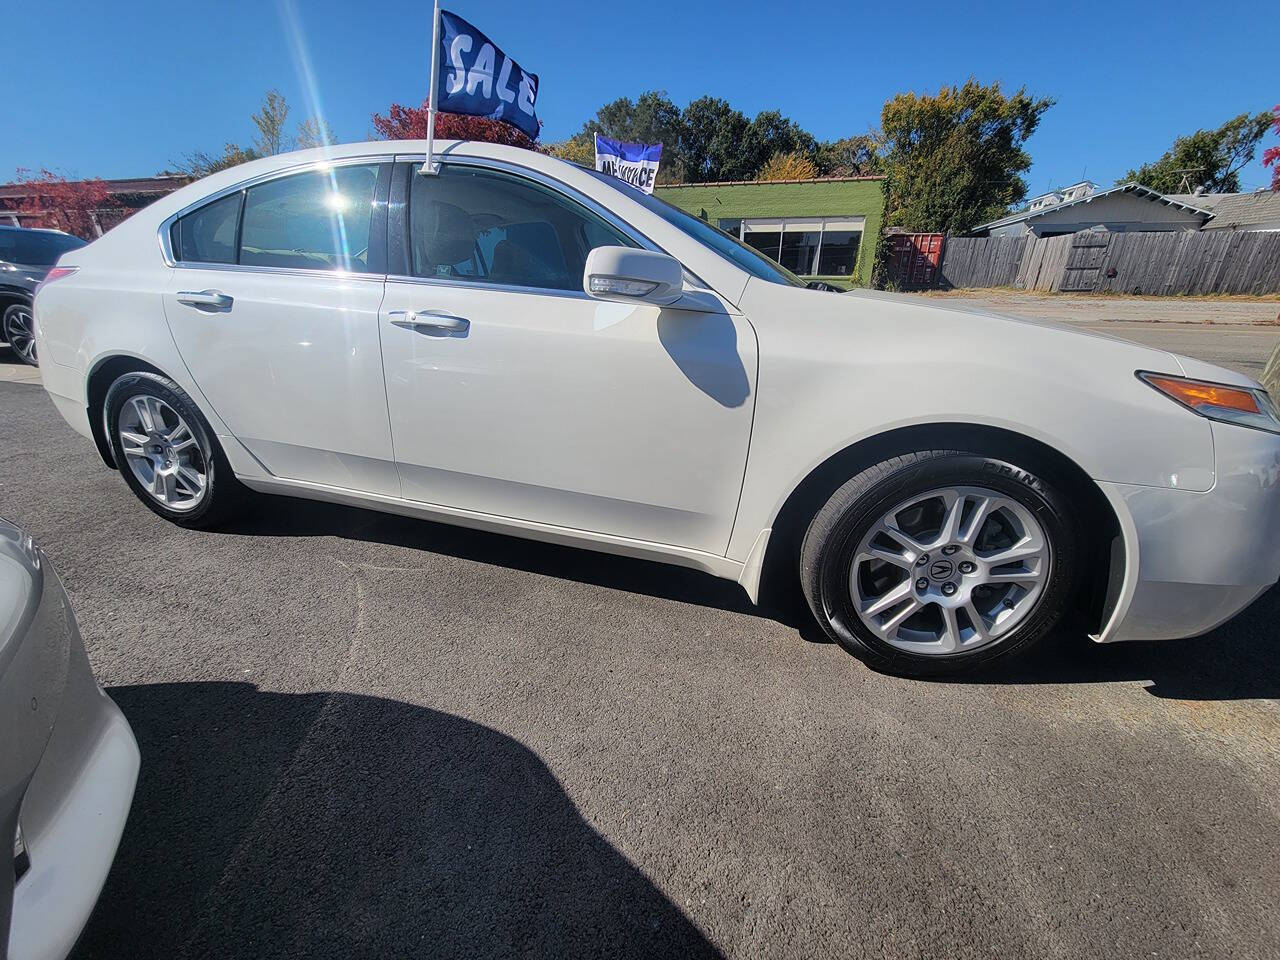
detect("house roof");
top-left (0, 175), bottom-right (190, 199)
top-left (1166, 191), bottom-right (1280, 229)
top-left (1163, 192), bottom-right (1233, 212)
top-left (971, 182), bottom-right (1214, 233)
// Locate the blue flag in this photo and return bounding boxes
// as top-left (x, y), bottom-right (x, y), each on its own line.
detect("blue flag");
top-left (437, 10), bottom-right (540, 141)
top-left (593, 134), bottom-right (663, 194)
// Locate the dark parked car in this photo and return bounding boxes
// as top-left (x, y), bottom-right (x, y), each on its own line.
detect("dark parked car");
top-left (0, 227), bottom-right (87, 366)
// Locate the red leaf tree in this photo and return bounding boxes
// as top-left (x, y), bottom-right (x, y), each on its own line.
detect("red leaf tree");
top-left (1264, 104), bottom-right (1280, 191)
top-left (371, 99), bottom-right (537, 149)
top-left (10, 169), bottom-right (116, 239)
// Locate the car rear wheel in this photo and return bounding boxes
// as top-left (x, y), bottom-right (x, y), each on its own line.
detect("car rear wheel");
top-left (104, 371), bottom-right (244, 528)
top-left (3, 303), bottom-right (37, 366)
top-left (800, 449), bottom-right (1079, 677)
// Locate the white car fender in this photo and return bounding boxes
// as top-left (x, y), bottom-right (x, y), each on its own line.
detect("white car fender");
top-left (726, 281), bottom-right (1215, 564)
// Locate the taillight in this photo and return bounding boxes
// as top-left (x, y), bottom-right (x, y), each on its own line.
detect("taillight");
top-left (34, 265), bottom-right (78, 296)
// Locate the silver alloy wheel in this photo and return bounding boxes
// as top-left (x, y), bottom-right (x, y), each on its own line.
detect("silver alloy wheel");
top-left (849, 486), bottom-right (1051, 657)
top-left (117, 395), bottom-right (207, 512)
top-left (5, 305), bottom-right (36, 364)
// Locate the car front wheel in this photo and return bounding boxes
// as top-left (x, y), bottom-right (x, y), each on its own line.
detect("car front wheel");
top-left (104, 371), bottom-right (243, 528)
top-left (800, 449), bottom-right (1079, 677)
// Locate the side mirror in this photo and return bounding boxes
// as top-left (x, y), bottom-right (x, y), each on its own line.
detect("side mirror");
top-left (583, 247), bottom-right (683, 306)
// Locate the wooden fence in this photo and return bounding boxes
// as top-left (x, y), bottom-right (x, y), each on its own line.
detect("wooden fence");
top-left (936, 236), bottom-right (1025, 289)
top-left (934, 231), bottom-right (1280, 295)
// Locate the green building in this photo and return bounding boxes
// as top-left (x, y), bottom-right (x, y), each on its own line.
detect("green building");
top-left (654, 176), bottom-right (886, 288)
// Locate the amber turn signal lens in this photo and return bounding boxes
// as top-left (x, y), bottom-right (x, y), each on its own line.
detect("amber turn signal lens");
top-left (1142, 374), bottom-right (1260, 414)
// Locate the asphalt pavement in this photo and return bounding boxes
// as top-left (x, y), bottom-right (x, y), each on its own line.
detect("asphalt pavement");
top-left (1, 317), bottom-right (1278, 958)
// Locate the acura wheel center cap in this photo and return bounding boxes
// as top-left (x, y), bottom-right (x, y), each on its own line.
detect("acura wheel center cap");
top-left (928, 558), bottom-right (954, 581)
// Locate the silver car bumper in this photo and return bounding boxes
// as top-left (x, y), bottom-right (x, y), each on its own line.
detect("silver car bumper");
top-left (1096, 420), bottom-right (1280, 643)
top-left (1, 525), bottom-right (139, 960)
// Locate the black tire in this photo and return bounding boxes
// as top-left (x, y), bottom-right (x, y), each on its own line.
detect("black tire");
top-left (3, 302), bottom-right (38, 366)
top-left (799, 449), bottom-right (1079, 677)
top-left (103, 371), bottom-right (244, 529)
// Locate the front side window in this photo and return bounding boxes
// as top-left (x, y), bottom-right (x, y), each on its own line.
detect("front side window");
top-left (585, 170), bottom-right (805, 288)
top-left (240, 164), bottom-right (380, 271)
top-left (409, 165), bottom-right (634, 291)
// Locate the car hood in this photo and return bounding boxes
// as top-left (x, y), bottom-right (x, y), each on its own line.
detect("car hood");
top-left (735, 278), bottom-right (1223, 493)
top-left (819, 286), bottom-right (1257, 387)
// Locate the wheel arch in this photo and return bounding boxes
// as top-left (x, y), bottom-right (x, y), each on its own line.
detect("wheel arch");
top-left (755, 422), bottom-right (1124, 636)
top-left (86, 354), bottom-right (173, 468)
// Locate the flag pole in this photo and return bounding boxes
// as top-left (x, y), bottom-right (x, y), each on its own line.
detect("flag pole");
top-left (420, 0), bottom-right (442, 175)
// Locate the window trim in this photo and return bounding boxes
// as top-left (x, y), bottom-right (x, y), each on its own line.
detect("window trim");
top-left (157, 156), bottom-right (392, 277)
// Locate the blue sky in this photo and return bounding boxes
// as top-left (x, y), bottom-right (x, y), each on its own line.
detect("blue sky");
top-left (5, 0), bottom-right (1275, 194)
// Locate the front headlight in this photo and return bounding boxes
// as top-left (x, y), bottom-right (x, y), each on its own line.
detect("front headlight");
top-left (1139, 371), bottom-right (1280, 435)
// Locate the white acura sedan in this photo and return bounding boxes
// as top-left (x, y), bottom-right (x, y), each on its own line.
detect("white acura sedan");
top-left (33, 141), bottom-right (1280, 675)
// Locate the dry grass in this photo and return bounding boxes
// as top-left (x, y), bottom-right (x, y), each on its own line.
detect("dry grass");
top-left (913, 286), bottom-right (1280, 303)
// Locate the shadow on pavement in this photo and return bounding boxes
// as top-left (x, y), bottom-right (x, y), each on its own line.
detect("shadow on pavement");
top-left (219, 496), bottom-right (1278, 703)
top-left (945, 584), bottom-right (1280, 701)
top-left (75, 683), bottom-right (722, 960)
top-left (219, 495), bottom-right (759, 617)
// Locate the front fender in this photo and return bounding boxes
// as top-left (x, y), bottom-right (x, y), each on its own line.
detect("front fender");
top-left (726, 282), bottom-right (1214, 561)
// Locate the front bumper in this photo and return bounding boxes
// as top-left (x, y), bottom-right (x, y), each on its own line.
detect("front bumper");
top-left (1095, 420), bottom-right (1280, 643)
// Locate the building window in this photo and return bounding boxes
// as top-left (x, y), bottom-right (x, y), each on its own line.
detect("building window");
top-left (736, 216), bottom-right (864, 277)
top-left (816, 229), bottom-right (861, 276)
top-left (780, 226), bottom-right (822, 274)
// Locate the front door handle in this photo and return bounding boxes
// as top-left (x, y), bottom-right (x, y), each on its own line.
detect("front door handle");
top-left (388, 309), bottom-right (469, 333)
top-left (176, 290), bottom-right (233, 309)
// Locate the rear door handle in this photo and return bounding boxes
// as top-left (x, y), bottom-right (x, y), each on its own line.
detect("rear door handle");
top-left (176, 290), bottom-right (233, 309)
top-left (388, 309), bottom-right (469, 333)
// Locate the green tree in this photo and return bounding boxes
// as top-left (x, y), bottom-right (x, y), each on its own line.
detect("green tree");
top-left (879, 79), bottom-right (1053, 233)
top-left (579, 91), bottom-right (686, 181)
top-left (252, 89), bottom-right (292, 156)
top-left (738, 111), bottom-right (817, 179)
top-left (678, 96), bottom-right (749, 182)
top-left (177, 142), bottom-right (260, 178)
top-left (816, 132), bottom-right (884, 177)
top-left (1121, 111), bottom-right (1273, 193)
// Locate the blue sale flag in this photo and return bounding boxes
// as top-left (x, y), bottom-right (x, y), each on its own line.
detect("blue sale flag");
top-left (436, 10), bottom-right (540, 141)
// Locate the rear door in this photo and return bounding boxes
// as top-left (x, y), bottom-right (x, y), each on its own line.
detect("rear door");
top-left (161, 160), bottom-right (400, 496)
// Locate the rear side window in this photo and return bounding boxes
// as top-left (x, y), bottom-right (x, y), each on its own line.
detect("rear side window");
top-left (240, 165), bottom-right (380, 271)
top-left (171, 192), bottom-right (242, 264)
top-left (408, 165), bottom-right (634, 291)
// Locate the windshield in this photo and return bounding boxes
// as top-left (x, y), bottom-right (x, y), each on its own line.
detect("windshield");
top-left (0, 229), bottom-right (86, 266)
top-left (584, 169), bottom-right (806, 288)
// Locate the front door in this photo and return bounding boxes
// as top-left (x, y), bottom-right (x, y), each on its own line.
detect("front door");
top-left (378, 162), bottom-right (756, 555)
top-left (162, 161), bottom-right (399, 496)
